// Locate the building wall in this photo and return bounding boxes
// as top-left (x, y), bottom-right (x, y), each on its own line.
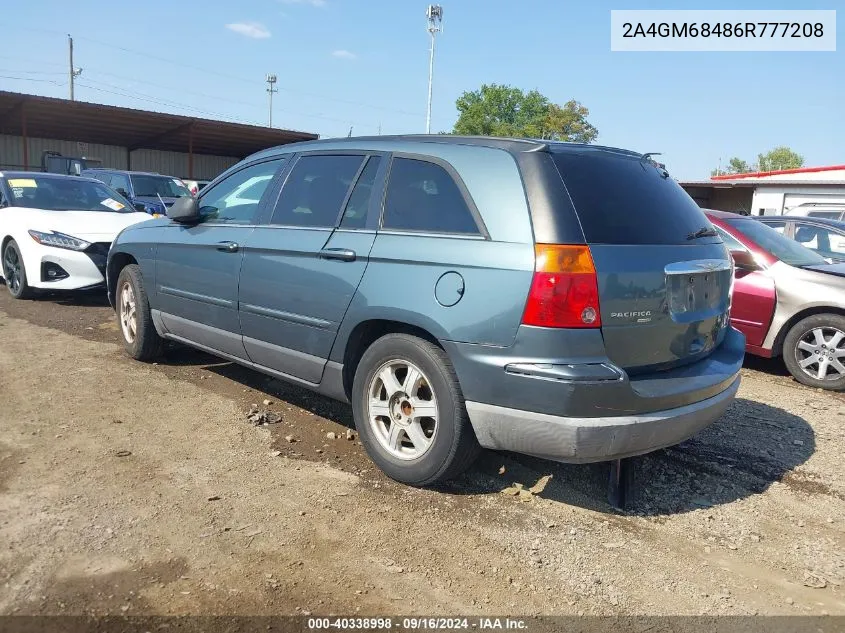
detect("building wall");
top-left (129, 149), bottom-right (237, 180)
top-left (751, 186), bottom-right (845, 215)
top-left (0, 134), bottom-right (237, 180)
top-left (0, 134), bottom-right (127, 171)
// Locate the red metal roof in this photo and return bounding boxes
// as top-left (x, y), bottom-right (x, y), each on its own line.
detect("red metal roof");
top-left (711, 164), bottom-right (845, 181)
top-left (0, 91), bottom-right (318, 158)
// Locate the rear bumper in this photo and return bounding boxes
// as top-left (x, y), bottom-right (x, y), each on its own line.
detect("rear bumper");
top-left (466, 375), bottom-right (739, 463)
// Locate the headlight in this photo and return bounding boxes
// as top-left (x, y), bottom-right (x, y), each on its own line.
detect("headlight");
top-left (28, 230), bottom-right (91, 251)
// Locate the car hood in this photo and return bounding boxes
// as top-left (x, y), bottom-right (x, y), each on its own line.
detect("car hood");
top-left (21, 209), bottom-right (152, 241)
top-left (800, 262), bottom-right (845, 278)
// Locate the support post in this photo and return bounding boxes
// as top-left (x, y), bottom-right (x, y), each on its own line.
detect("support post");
top-left (188, 122), bottom-right (194, 179)
top-left (607, 458), bottom-right (634, 511)
top-left (21, 103), bottom-right (28, 170)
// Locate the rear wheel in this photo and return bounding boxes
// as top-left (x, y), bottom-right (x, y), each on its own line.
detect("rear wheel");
top-left (783, 313), bottom-right (845, 391)
top-left (2, 239), bottom-right (34, 299)
top-left (351, 333), bottom-right (481, 486)
top-left (116, 264), bottom-right (162, 361)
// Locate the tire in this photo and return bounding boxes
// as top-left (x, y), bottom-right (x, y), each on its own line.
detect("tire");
top-left (2, 239), bottom-right (35, 299)
top-left (782, 313), bottom-right (845, 391)
top-left (115, 264), bottom-right (162, 361)
top-left (351, 333), bottom-right (481, 486)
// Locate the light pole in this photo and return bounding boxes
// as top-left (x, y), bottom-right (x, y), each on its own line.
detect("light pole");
top-left (425, 5), bottom-right (442, 134)
top-left (266, 74), bottom-right (278, 127)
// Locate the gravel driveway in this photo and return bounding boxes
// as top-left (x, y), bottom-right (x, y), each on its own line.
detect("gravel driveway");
top-left (0, 289), bottom-right (843, 617)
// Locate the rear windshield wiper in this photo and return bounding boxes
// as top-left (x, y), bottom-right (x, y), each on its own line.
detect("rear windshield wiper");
top-left (687, 227), bottom-right (718, 240)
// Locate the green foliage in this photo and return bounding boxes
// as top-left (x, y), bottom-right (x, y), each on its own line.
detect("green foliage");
top-left (757, 146), bottom-right (804, 172)
top-left (712, 147), bottom-right (804, 176)
top-left (452, 84), bottom-right (598, 142)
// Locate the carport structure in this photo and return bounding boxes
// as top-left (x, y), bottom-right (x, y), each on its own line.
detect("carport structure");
top-left (0, 91), bottom-right (318, 180)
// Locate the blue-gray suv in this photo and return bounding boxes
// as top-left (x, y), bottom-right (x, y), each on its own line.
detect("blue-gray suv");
top-left (106, 136), bottom-right (744, 485)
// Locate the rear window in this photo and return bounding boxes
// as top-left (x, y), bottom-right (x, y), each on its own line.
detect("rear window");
top-left (551, 151), bottom-right (717, 245)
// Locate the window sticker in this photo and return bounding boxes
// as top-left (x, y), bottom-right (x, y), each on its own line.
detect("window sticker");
top-left (7, 178), bottom-right (37, 188)
top-left (101, 198), bottom-right (126, 211)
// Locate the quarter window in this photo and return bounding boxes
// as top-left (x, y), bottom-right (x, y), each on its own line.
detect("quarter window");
top-left (270, 155), bottom-right (365, 228)
top-left (198, 159), bottom-right (285, 224)
top-left (340, 156), bottom-right (381, 229)
top-left (382, 158), bottom-right (479, 234)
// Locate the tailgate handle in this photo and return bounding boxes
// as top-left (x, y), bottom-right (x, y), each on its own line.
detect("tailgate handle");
top-left (319, 248), bottom-right (356, 262)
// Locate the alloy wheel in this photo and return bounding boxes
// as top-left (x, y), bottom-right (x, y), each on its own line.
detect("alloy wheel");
top-left (3, 246), bottom-right (21, 294)
top-left (119, 281), bottom-right (138, 344)
top-left (795, 326), bottom-right (845, 381)
top-left (367, 359), bottom-right (439, 460)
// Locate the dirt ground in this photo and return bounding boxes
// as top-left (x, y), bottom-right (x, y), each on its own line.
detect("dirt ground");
top-left (0, 288), bottom-right (843, 617)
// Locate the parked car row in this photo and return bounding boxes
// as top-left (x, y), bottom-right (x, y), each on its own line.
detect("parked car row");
top-left (1, 136), bottom-right (843, 488)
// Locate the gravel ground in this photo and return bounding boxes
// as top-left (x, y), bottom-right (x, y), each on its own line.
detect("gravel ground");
top-left (0, 288), bottom-right (843, 617)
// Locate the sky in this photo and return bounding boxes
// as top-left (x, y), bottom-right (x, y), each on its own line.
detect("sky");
top-left (0, 0), bottom-right (842, 179)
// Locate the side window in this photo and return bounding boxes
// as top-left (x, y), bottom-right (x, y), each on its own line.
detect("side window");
top-left (764, 220), bottom-right (786, 234)
top-left (198, 159), bottom-right (285, 224)
top-left (808, 211), bottom-right (840, 219)
top-left (270, 154), bottom-right (364, 228)
top-left (0, 187), bottom-right (7, 208)
top-left (382, 158), bottom-right (479, 234)
top-left (715, 226), bottom-right (746, 251)
top-left (110, 173), bottom-right (130, 195)
top-left (340, 156), bottom-right (381, 229)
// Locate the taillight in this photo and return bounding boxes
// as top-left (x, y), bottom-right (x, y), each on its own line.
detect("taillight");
top-left (522, 244), bottom-right (601, 328)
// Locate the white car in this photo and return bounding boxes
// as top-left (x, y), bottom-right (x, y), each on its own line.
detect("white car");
top-left (0, 172), bottom-right (151, 298)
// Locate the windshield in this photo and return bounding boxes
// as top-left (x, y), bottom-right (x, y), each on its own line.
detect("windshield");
top-left (4, 176), bottom-right (134, 212)
top-left (726, 218), bottom-right (828, 267)
top-left (130, 175), bottom-right (191, 198)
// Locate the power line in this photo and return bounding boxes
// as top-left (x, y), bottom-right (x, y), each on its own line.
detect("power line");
top-left (0, 74), bottom-right (66, 85)
top-left (70, 35), bottom-right (425, 119)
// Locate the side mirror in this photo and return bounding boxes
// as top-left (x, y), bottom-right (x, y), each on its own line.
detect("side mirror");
top-left (133, 202), bottom-right (147, 213)
top-left (167, 196), bottom-right (199, 223)
top-left (731, 250), bottom-right (762, 272)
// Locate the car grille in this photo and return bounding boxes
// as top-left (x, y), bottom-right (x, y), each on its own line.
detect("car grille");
top-left (83, 242), bottom-right (111, 276)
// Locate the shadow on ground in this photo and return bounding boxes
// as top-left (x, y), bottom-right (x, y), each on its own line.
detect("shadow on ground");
top-left (32, 288), bottom-right (112, 308)
top-left (743, 353), bottom-right (790, 378)
top-left (159, 345), bottom-right (817, 517)
top-left (443, 397), bottom-right (817, 516)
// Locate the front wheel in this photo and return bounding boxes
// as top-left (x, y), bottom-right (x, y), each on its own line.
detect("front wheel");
top-left (351, 333), bottom-right (481, 486)
top-left (116, 264), bottom-right (162, 361)
top-left (2, 239), bottom-right (34, 299)
top-left (782, 313), bottom-right (845, 391)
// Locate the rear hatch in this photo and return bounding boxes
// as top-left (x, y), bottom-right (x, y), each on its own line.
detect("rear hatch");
top-left (550, 149), bottom-right (732, 372)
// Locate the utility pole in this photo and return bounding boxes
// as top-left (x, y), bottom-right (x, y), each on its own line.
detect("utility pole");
top-left (266, 74), bottom-right (278, 127)
top-left (425, 5), bottom-right (443, 134)
top-left (68, 35), bottom-right (82, 101)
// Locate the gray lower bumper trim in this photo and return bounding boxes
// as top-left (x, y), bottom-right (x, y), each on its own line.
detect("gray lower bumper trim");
top-left (465, 375), bottom-right (740, 463)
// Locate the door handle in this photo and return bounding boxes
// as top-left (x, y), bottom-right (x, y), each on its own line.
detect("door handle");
top-left (319, 248), bottom-right (356, 262)
top-left (217, 241), bottom-right (240, 253)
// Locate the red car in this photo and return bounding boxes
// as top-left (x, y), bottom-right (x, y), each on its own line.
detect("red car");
top-left (705, 210), bottom-right (845, 391)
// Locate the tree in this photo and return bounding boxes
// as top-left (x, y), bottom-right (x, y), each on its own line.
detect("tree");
top-left (453, 84), bottom-right (598, 143)
top-left (712, 146), bottom-right (804, 176)
top-left (711, 157), bottom-right (751, 177)
top-left (757, 146), bottom-right (804, 172)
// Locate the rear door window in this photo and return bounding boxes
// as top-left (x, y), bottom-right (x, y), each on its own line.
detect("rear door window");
top-left (270, 154), bottom-right (364, 228)
top-left (382, 158), bottom-right (480, 234)
top-left (551, 151), bottom-right (716, 244)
